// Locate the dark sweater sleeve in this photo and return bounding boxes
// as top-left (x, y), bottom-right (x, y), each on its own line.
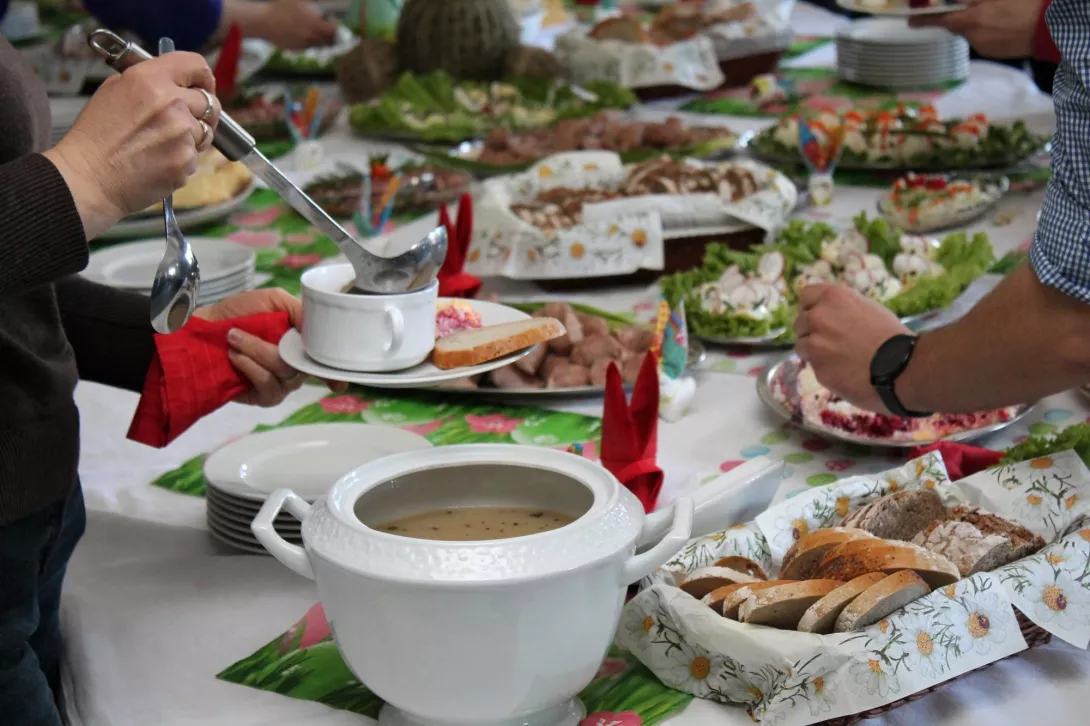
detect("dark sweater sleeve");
top-left (81, 0), bottom-right (224, 52)
top-left (55, 276), bottom-right (157, 393)
top-left (0, 154), bottom-right (89, 298)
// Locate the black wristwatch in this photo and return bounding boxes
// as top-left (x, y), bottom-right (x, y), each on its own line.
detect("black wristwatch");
top-left (870, 334), bottom-right (932, 418)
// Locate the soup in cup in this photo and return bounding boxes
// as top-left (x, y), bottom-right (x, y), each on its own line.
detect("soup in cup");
top-left (300, 263), bottom-right (438, 372)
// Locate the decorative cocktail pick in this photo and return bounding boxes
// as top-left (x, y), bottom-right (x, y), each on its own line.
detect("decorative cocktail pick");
top-left (650, 297), bottom-right (695, 422)
top-left (798, 118), bottom-right (845, 207)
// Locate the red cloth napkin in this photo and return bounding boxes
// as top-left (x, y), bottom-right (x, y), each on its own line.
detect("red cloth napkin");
top-left (437, 193), bottom-right (481, 298)
top-left (909, 442), bottom-right (1004, 481)
top-left (600, 354), bottom-right (664, 513)
top-left (127, 313), bottom-right (293, 448)
top-left (1035, 0), bottom-right (1059, 63)
top-left (213, 23), bottom-right (243, 101)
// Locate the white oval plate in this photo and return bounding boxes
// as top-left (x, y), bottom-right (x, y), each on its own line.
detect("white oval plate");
top-left (99, 180), bottom-right (256, 240)
top-left (279, 299), bottom-right (535, 387)
top-left (84, 237), bottom-right (256, 289)
top-left (877, 175), bottom-right (1009, 233)
top-left (836, 0), bottom-right (969, 16)
top-left (696, 328), bottom-right (790, 348)
top-left (203, 423), bottom-right (433, 502)
top-left (207, 518), bottom-right (279, 555)
top-left (756, 356), bottom-right (1033, 448)
top-left (207, 506), bottom-right (301, 539)
top-left (207, 495), bottom-right (302, 529)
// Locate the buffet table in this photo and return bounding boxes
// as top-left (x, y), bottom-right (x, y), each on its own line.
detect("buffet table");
top-left (62, 3), bottom-right (1090, 725)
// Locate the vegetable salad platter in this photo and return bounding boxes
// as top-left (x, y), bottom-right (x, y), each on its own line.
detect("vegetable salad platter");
top-left (747, 106), bottom-right (1048, 172)
top-left (348, 71), bottom-right (637, 144)
top-left (264, 24), bottom-right (359, 75)
top-left (620, 447), bottom-right (1090, 725)
top-left (465, 151), bottom-right (797, 282)
top-left (662, 214), bottom-right (996, 345)
top-left (758, 355), bottom-right (1031, 447)
top-left (878, 172), bottom-right (1009, 234)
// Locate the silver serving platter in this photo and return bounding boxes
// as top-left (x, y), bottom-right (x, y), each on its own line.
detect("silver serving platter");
top-left (435, 340), bottom-right (706, 396)
top-left (756, 356), bottom-right (1034, 448)
top-left (697, 329), bottom-right (791, 349)
top-left (877, 174), bottom-right (1009, 234)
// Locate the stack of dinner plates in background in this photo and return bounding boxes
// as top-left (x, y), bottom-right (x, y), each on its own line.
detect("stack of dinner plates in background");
top-left (836, 18), bottom-right (970, 89)
top-left (81, 238), bottom-right (256, 307)
top-left (201, 424), bottom-right (435, 554)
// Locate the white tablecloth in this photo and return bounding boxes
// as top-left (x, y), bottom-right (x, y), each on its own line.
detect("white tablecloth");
top-left (62, 3), bottom-right (1090, 724)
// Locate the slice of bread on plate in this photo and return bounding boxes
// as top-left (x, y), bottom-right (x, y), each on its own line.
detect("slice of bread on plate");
top-left (797, 572), bottom-right (887, 634)
top-left (814, 539), bottom-right (960, 588)
top-left (714, 556), bottom-right (767, 580)
top-left (738, 580), bottom-right (843, 629)
top-left (722, 580), bottom-right (796, 619)
top-left (834, 570), bottom-right (932, 632)
top-left (842, 489), bottom-right (948, 541)
top-left (913, 520), bottom-right (1014, 577)
top-left (780, 528), bottom-right (876, 580)
top-left (678, 566), bottom-right (760, 600)
top-left (947, 506), bottom-right (1046, 560)
top-left (432, 318), bottom-right (565, 369)
top-left (588, 16), bottom-right (651, 43)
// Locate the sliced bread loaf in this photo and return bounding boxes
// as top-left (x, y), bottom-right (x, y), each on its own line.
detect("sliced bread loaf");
top-left (432, 318), bottom-right (566, 369)
top-left (912, 520), bottom-right (1014, 576)
top-left (849, 489), bottom-right (948, 541)
top-left (722, 580), bottom-right (796, 619)
top-left (797, 572), bottom-right (887, 634)
top-left (780, 528), bottom-right (876, 580)
top-left (948, 506), bottom-right (1046, 561)
top-left (714, 556), bottom-right (768, 581)
top-left (678, 566), bottom-right (760, 600)
top-left (738, 580), bottom-right (843, 629)
top-left (834, 570), bottom-right (932, 632)
top-left (701, 582), bottom-right (753, 612)
top-left (814, 539), bottom-right (961, 588)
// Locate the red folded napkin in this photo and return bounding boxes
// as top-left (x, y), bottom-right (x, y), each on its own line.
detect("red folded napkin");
top-left (909, 442), bottom-right (1004, 481)
top-left (127, 312), bottom-right (293, 448)
top-left (213, 23), bottom-right (243, 102)
top-left (437, 193), bottom-right (481, 298)
top-left (601, 354), bottom-right (664, 513)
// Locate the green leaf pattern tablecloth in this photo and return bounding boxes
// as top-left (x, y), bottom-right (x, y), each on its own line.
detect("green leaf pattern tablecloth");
top-left (152, 387), bottom-right (603, 497)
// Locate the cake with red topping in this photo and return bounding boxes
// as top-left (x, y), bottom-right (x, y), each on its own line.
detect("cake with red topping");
top-left (775, 360), bottom-right (1018, 443)
top-left (435, 300), bottom-right (482, 339)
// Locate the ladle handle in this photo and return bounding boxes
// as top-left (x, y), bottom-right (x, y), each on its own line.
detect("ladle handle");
top-left (253, 489), bottom-right (315, 580)
top-left (87, 28), bottom-right (257, 161)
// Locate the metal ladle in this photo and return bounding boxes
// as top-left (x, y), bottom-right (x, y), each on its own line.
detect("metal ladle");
top-left (150, 36), bottom-right (201, 333)
top-left (87, 28), bottom-right (447, 294)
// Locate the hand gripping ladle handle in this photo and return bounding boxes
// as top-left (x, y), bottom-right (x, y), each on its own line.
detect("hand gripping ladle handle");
top-left (87, 29), bottom-right (257, 162)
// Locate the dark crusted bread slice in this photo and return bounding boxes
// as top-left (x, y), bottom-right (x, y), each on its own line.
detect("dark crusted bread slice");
top-left (850, 489), bottom-right (949, 541)
top-left (834, 570), bottom-right (932, 632)
top-left (714, 556), bottom-right (767, 580)
top-left (814, 539), bottom-right (961, 588)
top-left (948, 506), bottom-right (1046, 561)
top-left (738, 580), bottom-right (843, 629)
top-left (678, 566), bottom-right (760, 600)
top-left (797, 572), bottom-right (887, 634)
top-left (912, 520), bottom-right (1014, 576)
top-left (702, 582), bottom-right (754, 613)
top-left (780, 528), bottom-right (877, 580)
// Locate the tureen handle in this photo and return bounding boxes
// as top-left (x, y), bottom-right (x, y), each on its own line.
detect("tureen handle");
top-left (252, 489), bottom-right (315, 580)
top-left (620, 497), bottom-right (694, 584)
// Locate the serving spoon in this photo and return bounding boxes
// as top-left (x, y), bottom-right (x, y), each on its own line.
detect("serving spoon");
top-left (150, 36), bottom-right (201, 333)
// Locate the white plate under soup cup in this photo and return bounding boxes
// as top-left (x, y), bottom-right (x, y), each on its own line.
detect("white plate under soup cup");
top-left (301, 263), bottom-right (438, 372)
top-left (253, 445), bottom-right (782, 726)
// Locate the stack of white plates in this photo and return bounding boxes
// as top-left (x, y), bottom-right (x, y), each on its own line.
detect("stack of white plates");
top-left (836, 19), bottom-right (969, 89)
top-left (202, 424), bottom-right (434, 554)
top-left (82, 238), bottom-right (257, 307)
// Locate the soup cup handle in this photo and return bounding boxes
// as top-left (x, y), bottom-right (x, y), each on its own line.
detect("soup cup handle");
top-left (252, 489), bottom-right (315, 580)
top-left (384, 306), bottom-right (404, 355)
top-left (620, 497), bottom-right (694, 585)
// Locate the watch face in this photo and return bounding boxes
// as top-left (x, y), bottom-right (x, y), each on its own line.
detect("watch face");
top-left (871, 335), bottom-right (915, 382)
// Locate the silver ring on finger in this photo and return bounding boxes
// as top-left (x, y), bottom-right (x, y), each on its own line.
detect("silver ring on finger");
top-left (198, 87), bottom-right (216, 122)
top-left (196, 119), bottom-right (211, 149)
